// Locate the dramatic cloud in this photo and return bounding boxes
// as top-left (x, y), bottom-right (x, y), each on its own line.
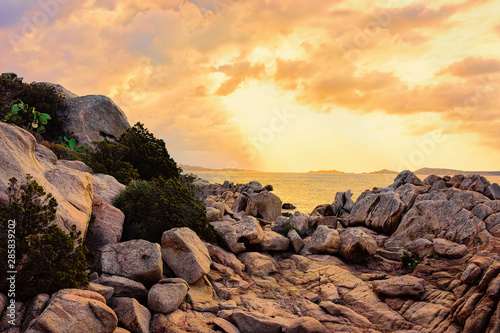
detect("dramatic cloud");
top-left (1, 0), bottom-right (499, 172)
top-left (438, 56), bottom-right (500, 77)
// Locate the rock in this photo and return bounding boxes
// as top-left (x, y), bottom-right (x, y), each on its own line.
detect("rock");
top-left (339, 228), bottom-right (377, 262)
top-left (59, 160), bottom-right (93, 173)
top-left (239, 181), bottom-right (265, 194)
top-left (109, 297), bottom-right (151, 333)
top-left (407, 238), bottom-right (435, 258)
top-left (433, 238), bottom-right (468, 259)
top-left (34, 81), bottom-right (79, 99)
top-left (20, 294), bottom-right (50, 332)
top-left (423, 175), bottom-right (441, 186)
top-left (245, 191), bottom-right (282, 221)
top-left (472, 204), bottom-right (495, 221)
top-left (319, 301), bottom-right (341, 316)
top-left (229, 310), bottom-right (282, 333)
top-left (88, 194), bottom-right (125, 247)
top-left (319, 284), bottom-right (341, 303)
top-left (148, 278), bottom-right (188, 314)
top-left (93, 173), bottom-right (126, 206)
top-left (311, 204), bottom-right (334, 216)
top-left (232, 192), bottom-right (249, 213)
top-left (395, 183), bottom-right (428, 211)
top-left (213, 317), bottom-right (240, 333)
top-left (289, 212), bottom-right (309, 236)
top-left (463, 276), bottom-right (500, 333)
top-left (260, 230), bottom-right (290, 251)
top-left (264, 184), bottom-right (273, 191)
top-left (0, 300), bottom-right (23, 331)
top-left (0, 123), bottom-right (93, 237)
top-left (282, 203), bottom-right (296, 210)
top-left (287, 229), bottom-right (304, 253)
top-left (25, 289), bottom-right (117, 333)
top-left (211, 246), bottom-right (245, 273)
top-left (385, 200), bottom-right (484, 248)
top-left (415, 187), bottom-right (489, 210)
top-left (238, 252), bottom-right (276, 277)
top-left (100, 239), bottom-right (163, 286)
top-left (488, 183), bottom-right (500, 200)
top-left (461, 263), bottom-right (483, 284)
top-left (187, 277), bottom-right (219, 312)
top-left (161, 227), bottom-right (211, 284)
top-left (85, 282), bottom-right (114, 301)
top-left (371, 276), bottom-right (426, 297)
top-left (207, 206), bottom-right (222, 222)
top-left (0, 293), bottom-right (7, 315)
top-left (478, 263), bottom-right (500, 291)
top-left (485, 213), bottom-right (500, 237)
top-left (94, 275), bottom-right (148, 301)
top-left (390, 170), bottom-right (423, 189)
top-left (211, 216), bottom-right (264, 253)
top-left (60, 95), bottom-right (130, 147)
top-left (306, 225), bottom-right (340, 254)
top-left (282, 317), bottom-right (327, 333)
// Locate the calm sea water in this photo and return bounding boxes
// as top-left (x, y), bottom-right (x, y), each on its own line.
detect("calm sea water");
top-left (191, 171), bottom-right (500, 214)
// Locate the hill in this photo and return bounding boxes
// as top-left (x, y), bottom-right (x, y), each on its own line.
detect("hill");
top-left (414, 167), bottom-right (500, 176)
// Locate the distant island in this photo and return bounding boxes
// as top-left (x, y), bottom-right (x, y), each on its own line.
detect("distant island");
top-left (414, 168), bottom-right (500, 176)
top-left (307, 169), bottom-right (346, 174)
top-left (179, 164), bottom-right (261, 173)
top-left (182, 164), bottom-right (500, 176)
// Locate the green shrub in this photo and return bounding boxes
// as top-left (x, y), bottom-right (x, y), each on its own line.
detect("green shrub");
top-left (0, 175), bottom-right (88, 300)
top-left (85, 140), bottom-right (139, 184)
top-left (114, 177), bottom-right (217, 244)
top-left (117, 122), bottom-right (181, 181)
top-left (0, 79), bottom-right (67, 141)
top-left (400, 250), bottom-right (420, 272)
top-left (279, 223), bottom-right (299, 236)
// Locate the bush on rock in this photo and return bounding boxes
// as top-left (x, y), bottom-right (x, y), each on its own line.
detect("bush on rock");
top-left (0, 175), bottom-right (88, 300)
top-left (114, 177), bottom-right (217, 244)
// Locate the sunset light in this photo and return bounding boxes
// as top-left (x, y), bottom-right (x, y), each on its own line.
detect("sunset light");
top-left (1, 0), bottom-right (499, 172)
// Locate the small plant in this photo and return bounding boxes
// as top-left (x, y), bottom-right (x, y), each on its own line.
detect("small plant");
top-left (5, 99), bottom-right (51, 133)
top-left (185, 295), bottom-right (192, 303)
top-left (279, 223), bottom-right (299, 236)
top-left (400, 250), bottom-right (420, 272)
top-left (59, 136), bottom-right (85, 152)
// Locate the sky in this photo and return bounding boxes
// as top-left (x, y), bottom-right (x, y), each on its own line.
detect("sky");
top-left (1, 0), bottom-right (500, 173)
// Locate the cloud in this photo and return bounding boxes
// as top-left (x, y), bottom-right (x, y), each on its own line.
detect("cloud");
top-left (214, 61), bottom-right (266, 95)
top-left (438, 56), bottom-right (500, 77)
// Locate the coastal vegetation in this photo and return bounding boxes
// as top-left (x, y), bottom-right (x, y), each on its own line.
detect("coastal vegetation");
top-left (0, 175), bottom-right (88, 301)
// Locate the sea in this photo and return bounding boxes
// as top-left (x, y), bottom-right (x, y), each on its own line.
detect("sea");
top-left (190, 171), bottom-right (500, 214)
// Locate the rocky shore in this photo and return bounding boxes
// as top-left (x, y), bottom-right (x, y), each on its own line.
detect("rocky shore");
top-left (1, 76), bottom-right (500, 333)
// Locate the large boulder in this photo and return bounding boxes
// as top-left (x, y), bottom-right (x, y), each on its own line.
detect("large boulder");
top-left (229, 310), bottom-right (282, 333)
top-left (94, 275), bottom-right (148, 301)
top-left (349, 191), bottom-right (405, 234)
top-left (108, 297), bottom-right (151, 333)
top-left (485, 213), bottom-right (500, 237)
top-left (415, 187), bottom-right (489, 210)
top-left (390, 170), bottom-right (423, 189)
top-left (305, 225), bottom-right (340, 254)
top-left (385, 200), bottom-right (484, 248)
top-left (245, 191), bottom-right (282, 221)
top-left (0, 123), bottom-right (93, 237)
top-left (238, 252), bottom-right (276, 277)
top-left (88, 194), bottom-right (124, 248)
top-left (92, 173), bottom-right (126, 206)
top-left (260, 230), bottom-right (290, 251)
top-left (371, 276), bottom-right (426, 298)
top-left (148, 278), bottom-right (188, 314)
top-left (339, 228), bottom-right (377, 262)
top-left (24, 289), bottom-right (117, 333)
top-left (210, 216), bottom-right (264, 253)
top-left (161, 228), bottom-right (211, 284)
top-left (60, 95), bottom-right (130, 147)
top-left (100, 239), bottom-right (163, 286)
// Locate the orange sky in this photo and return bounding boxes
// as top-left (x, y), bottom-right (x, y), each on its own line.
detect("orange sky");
top-left (1, 0), bottom-right (500, 172)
